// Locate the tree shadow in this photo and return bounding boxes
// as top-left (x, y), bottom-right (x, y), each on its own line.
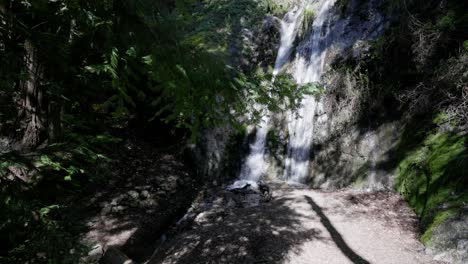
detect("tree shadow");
top-left (304, 195), bottom-right (370, 264)
top-left (65, 134), bottom-right (200, 262)
top-left (149, 194), bottom-right (324, 264)
top-left (326, 191), bottom-right (420, 235)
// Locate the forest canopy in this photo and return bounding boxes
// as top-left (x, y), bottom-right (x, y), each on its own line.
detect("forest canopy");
top-left (0, 0), bottom-right (304, 148)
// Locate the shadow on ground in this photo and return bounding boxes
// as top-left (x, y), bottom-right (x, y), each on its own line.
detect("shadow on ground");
top-left (305, 195), bottom-right (370, 264)
top-left (149, 194), bottom-right (324, 264)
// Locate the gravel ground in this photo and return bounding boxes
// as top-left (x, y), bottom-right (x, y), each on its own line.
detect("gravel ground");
top-left (149, 185), bottom-right (440, 264)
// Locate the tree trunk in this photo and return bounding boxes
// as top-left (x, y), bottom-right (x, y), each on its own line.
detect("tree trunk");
top-left (47, 99), bottom-right (62, 143)
top-left (20, 39), bottom-right (46, 150)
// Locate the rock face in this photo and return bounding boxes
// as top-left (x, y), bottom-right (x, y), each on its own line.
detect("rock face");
top-left (250, 15), bottom-right (281, 70)
top-left (195, 0), bottom-right (395, 190)
top-left (248, 0), bottom-right (395, 190)
top-left (190, 125), bottom-right (236, 183)
top-left (307, 108), bottom-right (401, 190)
top-left (426, 213), bottom-right (468, 264)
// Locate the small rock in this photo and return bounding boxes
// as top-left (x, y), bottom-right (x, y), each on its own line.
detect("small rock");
top-left (112, 205), bottom-right (126, 213)
top-left (140, 198), bottom-right (157, 208)
top-left (194, 210), bottom-right (226, 226)
top-left (141, 190), bottom-right (150, 199)
top-left (194, 212), bottom-right (209, 225)
top-left (81, 244), bottom-right (104, 263)
top-left (457, 239), bottom-right (468, 252)
top-left (127, 190), bottom-right (139, 199)
top-left (433, 252), bottom-right (452, 262)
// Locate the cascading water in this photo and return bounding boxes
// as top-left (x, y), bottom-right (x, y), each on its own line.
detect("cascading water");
top-left (232, 7), bottom-right (302, 186)
top-left (272, 6), bottom-right (302, 77)
top-left (231, 0), bottom-right (386, 187)
top-left (237, 114), bottom-right (270, 182)
top-left (283, 0), bottom-right (336, 183)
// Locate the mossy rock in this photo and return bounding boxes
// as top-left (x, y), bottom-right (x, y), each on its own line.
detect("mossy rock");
top-left (395, 115), bottom-right (467, 246)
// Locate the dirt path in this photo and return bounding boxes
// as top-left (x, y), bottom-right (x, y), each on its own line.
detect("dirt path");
top-left (149, 185), bottom-right (438, 264)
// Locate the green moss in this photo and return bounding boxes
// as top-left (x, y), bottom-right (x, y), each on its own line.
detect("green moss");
top-left (266, 128), bottom-right (286, 167)
top-left (437, 10), bottom-right (456, 32)
top-left (190, 0), bottom-right (292, 54)
top-left (297, 7), bottom-right (315, 41)
top-left (395, 115), bottom-right (467, 245)
top-left (266, 129), bottom-right (280, 154)
top-left (421, 209), bottom-right (457, 245)
top-left (189, 0), bottom-right (265, 52)
top-left (433, 112), bottom-right (449, 124)
top-left (262, 0), bottom-right (291, 17)
top-left (222, 126), bottom-right (249, 178)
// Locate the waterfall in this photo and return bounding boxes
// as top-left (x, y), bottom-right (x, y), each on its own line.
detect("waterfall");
top-left (272, 6), bottom-right (302, 76)
top-left (283, 0), bottom-right (336, 183)
top-left (232, 0), bottom-right (385, 186)
top-left (238, 114), bottom-right (270, 182)
top-left (234, 7), bottom-right (302, 185)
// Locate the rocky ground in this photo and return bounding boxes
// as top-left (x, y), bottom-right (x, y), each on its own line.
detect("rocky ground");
top-left (149, 183), bottom-right (441, 264)
top-left (73, 133), bottom-right (198, 263)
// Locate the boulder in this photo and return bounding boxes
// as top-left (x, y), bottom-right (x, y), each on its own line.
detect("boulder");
top-left (225, 181), bottom-right (266, 208)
